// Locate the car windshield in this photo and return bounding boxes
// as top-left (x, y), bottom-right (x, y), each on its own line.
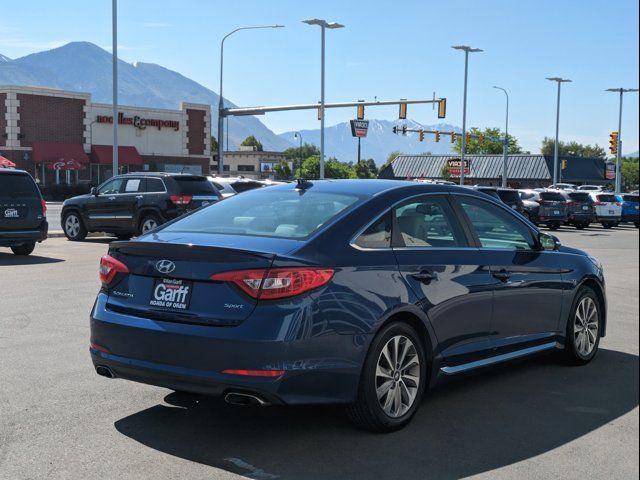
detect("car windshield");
top-left (0, 173), bottom-right (40, 198)
top-left (498, 190), bottom-right (520, 202)
top-left (540, 192), bottom-right (565, 201)
top-left (162, 188), bottom-right (363, 239)
top-left (173, 176), bottom-right (218, 195)
top-left (568, 192), bottom-right (592, 202)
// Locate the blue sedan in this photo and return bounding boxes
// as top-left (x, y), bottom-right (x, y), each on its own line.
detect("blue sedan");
top-left (90, 180), bottom-right (607, 432)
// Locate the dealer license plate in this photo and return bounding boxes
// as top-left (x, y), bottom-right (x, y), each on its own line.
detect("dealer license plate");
top-left (149, 278), bottom-right (192, 311)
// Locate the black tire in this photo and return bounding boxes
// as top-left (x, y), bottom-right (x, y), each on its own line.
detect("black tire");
top-left (548, 222), bottom-right (560, 231)
top-left (602, 222), bottom-right (613, 229)
top-left (10, 242), bottom-right (35, 256)
top-left (138, 213), bottom-right (161, 236)
top-left (561, 287), bottom-right (601, 365)
top-left (115, 233), bottom-right (132, 240)
top-left (347, 322), bottom-right (427, 433)
top-left (635, 222), bottom-right (639, 229)
top-left (63, 211), bottom-right (87, 241)
top-left (576, 223), bottom-right (586, 230)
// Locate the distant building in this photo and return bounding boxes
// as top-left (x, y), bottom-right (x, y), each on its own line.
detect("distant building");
top-left (0, 85), bottom-right (211, 185)
top-left (378, 154), bottom-right (611, 188)
top-left (211, 146), bottom-right (289, 179)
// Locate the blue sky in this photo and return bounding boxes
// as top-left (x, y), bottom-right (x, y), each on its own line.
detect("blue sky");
top-left (1, 0), bottom-right (639, 154)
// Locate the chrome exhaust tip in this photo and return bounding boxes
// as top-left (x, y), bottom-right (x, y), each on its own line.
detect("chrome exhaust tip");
top-left (224, 391), bottom-right (269, 406)
top-left (95, 365), bottom-right (114, 379)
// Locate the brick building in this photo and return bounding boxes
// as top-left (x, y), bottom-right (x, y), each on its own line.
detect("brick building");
top-left (0, 85), bottom-right (211, 185)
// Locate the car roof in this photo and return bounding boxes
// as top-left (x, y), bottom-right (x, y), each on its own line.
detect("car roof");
top-left (122, 172), bottom-right (204, 178)
top-left (0, 168), bottom-right (31, 175)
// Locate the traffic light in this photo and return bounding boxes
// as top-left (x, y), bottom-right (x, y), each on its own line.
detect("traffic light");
top-left (357, 103), bottom-right (365, 120)
top-left (317, 106), bottom-right (323, 120)
top-left (465, 135), bottom-right (470, 144)
top-left (419, 130), bottom-right (425, 142)
top-left (434, 131), bottom-right (440, 142)
top-left (401, 125), bottom-right (407, 135)
top-left (450, 132), bottom-right (456, 143)
top-left (562, 159), bottom-right (568, 170)
top-left (392, 126), bottom-right (398, 134)
top-left (437, 98), bottom-right (447, 119)
top-left (399, 101), bottom-right (407, 120)
top-left (609, 131), bottom-right (619, 155)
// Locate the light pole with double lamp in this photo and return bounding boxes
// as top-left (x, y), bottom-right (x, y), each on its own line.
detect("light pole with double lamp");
top-left (546, 77), bottom-right (572, 185)
top-left (293, 131), bottom-right (303, 177)
top-left (452, 45), bottom-right (483, 186)
top-left (303, 18), bottom-right (344, 180)
top-left (493, 86), bottom-right (509, 188)
top-left (605, 88), bottom-right (638, 192)
top-left (217, 25), bottom-right (284, 175)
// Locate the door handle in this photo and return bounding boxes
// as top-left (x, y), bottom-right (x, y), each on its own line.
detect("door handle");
top-left (412, 270), bottom-right (438, 283)
top-left (135, 195), bottom-right (144, 200)
top-left (492, 270), bottom-right (512, 282)
top-left (108, 196), bottom-right (116, 201)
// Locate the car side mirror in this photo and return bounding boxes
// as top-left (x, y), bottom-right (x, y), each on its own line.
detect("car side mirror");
top-left (539, 232), bottom-right (561, 251)
top-left (91, 187), bottom-right (98, 196)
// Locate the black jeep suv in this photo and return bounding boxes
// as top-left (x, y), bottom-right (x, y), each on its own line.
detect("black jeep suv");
top-left (61, 172), bottom-right (221, 241)
top-left (0, 169), bottom-right (48, 255)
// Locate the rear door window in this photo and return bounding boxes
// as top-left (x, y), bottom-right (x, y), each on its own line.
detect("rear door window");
top-left (145, 178), bottom-right (166, 193)
top-left (393, 196), bottom-right (465, 248)
top-left (122, 178), bottom-right (144, 193)
top-left (0, 173), bottom-right (40, 198)
top-left (540, 192), bottom-right (565, 202)
top-left (173, 176), bottom-right (218, 195)
top-left (568, 192), bottom-right (592, 202)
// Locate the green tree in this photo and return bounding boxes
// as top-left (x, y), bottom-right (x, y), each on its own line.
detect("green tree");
top-left (540, 137), bottom-right (606, 158)
top-left (300, 155), bottom-right (356, 179)
top-left (621, 157), bottom-right (639, 191)
top-left (210, 135), bottom-right (219, 154)
top-left (381, 150), bottom-right (404, 170)
top-left (284, 143), bottom-right (320, 161)
top-left (453, 127), bottom-right (522, 155)
top-left (273, 161), bottom-right (291, 180)
top-left (364, 158), bottom-right (378, 177)
top-left (240, 135), bottom-right (263, 151)
top-left (440, 164), bottom-right (452, 180)
top-left (354, 161), bottom-right (375, 179)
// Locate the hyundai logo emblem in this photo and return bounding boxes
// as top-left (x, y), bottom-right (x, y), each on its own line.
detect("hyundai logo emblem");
top-left (155, 260), bottom-right (176, 274)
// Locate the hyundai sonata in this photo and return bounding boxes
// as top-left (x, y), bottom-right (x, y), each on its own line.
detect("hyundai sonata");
top-left (90, 180), bottom-right (606, 432)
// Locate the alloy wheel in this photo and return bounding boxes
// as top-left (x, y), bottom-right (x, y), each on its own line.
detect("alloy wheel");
top-left (574, 297), bottom-right (599, 356)
top-left (375, 335), bottom-right (420, 418)
top-left (65, 215), bottom-right (80, 237)
top-left (141, 218), bottom-right (158, 233)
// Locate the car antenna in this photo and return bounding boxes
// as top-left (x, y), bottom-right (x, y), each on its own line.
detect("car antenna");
top-left (295, 178), bottom-right (313, 191)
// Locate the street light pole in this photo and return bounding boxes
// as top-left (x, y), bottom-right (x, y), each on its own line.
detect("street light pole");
top-left (546, 77), bottom-right (572, 185)
top-left (606, 88), bottom-right (638, 192)
top-left (304, 19), bottom-right (344, 180)
top-left (294, 131), bottom-right (303, 177)
top-left (452, 45), bottom-right (482, 186)
top-left (217, 25), bottom-right (284, 175)
top-left (493, 86), bottom-right (509, 187)
top-left (112, 0), bottom-right (118, 178)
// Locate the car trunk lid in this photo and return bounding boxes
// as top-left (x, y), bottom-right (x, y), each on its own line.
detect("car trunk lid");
top-left (0, 173), bottom-right (45, 231)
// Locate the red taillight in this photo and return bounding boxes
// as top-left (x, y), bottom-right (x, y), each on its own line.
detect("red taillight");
top-left (41, 199), bottom-right (47, 217)
top-left (90, 342), bottom-right (110, 353)
top-left (567, 201), bottom-right (576, 207)
top-left (211, 267), bottom-right (334, 300)
top-left (222, 369), bottom-right (285, 378)
top-left (169, 194), bottom-right (193, 206)
top-left (99, 254), bottom-right (129, 286)
top-left (594, 201), bottom-right (605, 206)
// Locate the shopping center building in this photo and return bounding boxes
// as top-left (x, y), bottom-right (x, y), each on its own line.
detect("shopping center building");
top-left (0, 85), bottom-right (211, 185)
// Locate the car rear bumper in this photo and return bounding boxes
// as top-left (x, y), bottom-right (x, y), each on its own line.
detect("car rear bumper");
top-left (538, 216), bottom-right (568, 222)
top-left (568, 213), bottom-right (595, 222)
top-left (595, 215), bottom-right (621, 222)
top-left (90, 293), bottom-right (364, 405)
top-left (0, 221), bottom-right (48, 246)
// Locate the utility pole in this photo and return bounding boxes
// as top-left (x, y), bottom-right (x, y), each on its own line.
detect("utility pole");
top-left (606, 88), bottom-right (638, 192)
top-left (493, 86), bottom-right (509, 187)
top-left (546, 77), bottom-right (572, 185)
top-left (112, 0), bottom-right (118, 177)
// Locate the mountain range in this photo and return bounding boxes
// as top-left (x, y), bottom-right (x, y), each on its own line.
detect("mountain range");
top-left (0, 42), bottom-right (458, 164)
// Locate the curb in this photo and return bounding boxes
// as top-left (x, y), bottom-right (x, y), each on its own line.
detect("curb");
top-left (48, 231), bottom-right (112, 239)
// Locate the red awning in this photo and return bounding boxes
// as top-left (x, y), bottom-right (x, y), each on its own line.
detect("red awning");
top-left (0, 155), bottom-right (17, 168)
top-left (32, 142), bottom-right (90, 166)
top-left (46, 159), bottom-right (86, 171)
top-left (91, 145), bottom-right (143, 166)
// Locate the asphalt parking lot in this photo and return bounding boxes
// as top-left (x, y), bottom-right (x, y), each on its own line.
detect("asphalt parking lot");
top-left (0, 226), bottom-right (638, 480)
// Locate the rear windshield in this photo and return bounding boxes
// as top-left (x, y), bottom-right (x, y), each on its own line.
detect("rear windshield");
top-left (0, 173), bottom-right (40, 198)
top-left (540, 192), bottom-right (565, 201)
top-left (622, 195), bottom-right (639, 203)
top-left (597, 194), bottom-right (618, 203)
top-left (231, 181), bottom-right (264, 193)
top-left (568, 192), bottom-right (592, 202)
top-left (519, 191), bottom-right (537, 200)
top-left (162, 188), bottom-right (363, 239)
top-left (173, 176), bottom-right (218, 195)
top-left (497, 190), bottom-right (520, 202)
